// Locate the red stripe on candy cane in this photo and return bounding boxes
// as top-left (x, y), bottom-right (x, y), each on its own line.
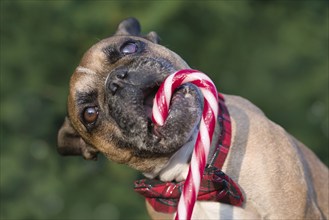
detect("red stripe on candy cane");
top-left (152, 69), bottom-right (219, 220)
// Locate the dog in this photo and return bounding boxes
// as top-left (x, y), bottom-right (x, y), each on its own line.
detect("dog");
top-left (57, 18), bottom-right (328, 219)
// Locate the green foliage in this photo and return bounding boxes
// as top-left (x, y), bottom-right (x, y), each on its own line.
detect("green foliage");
top-left (0, 1), bottom-right (328, 219)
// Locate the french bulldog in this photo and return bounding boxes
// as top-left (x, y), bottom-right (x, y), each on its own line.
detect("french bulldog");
top-left (58, 18), bottom-right (328, 219)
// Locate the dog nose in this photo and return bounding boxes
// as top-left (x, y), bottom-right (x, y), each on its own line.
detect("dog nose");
top-left (106, 69), bottom-right (128, 95)
top-left (116, 70), bottom-right (127, 79)
top-left (108, 82), bottom-right (119, 95)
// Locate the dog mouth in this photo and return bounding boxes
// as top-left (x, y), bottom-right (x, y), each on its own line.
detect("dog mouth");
top-left (143, 85), bottom-right (160, 121)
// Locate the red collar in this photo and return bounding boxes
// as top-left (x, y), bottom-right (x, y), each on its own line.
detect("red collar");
top-left (134, 93), bottom-right (244, 214)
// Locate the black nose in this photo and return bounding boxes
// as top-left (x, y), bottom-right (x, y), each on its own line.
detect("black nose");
top-left (108, 82), bottom-right (119, 95)
top-left (106, 69), bottom-right (128, 95)
top-left (116, 70), bottom-right (127, 79)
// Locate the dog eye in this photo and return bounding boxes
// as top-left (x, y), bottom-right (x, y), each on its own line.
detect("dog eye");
top-left (121, 42), bottom-right (138, 55)
top-left (83, 107), bottom-right (99, 124)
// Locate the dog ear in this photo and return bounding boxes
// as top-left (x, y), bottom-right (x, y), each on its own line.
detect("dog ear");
top-left (57, 117), bottom-right (98, 160)
top-left (146, 31), bottom-right (161, 44)
top-left (115, 17), bottom-right (141, 36)
top-left (115, 18), bottom-right (161, 44)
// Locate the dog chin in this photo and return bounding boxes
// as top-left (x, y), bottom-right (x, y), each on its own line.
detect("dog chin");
top-left (143, 128), bottom-right (198, 181)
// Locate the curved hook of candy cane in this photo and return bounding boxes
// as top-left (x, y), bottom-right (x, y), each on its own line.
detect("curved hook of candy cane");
top-left (152, 70), bottom-right (218, 126)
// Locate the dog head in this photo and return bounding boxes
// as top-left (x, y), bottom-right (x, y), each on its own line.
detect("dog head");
top-left (57, 18), bottom-right (203, 175)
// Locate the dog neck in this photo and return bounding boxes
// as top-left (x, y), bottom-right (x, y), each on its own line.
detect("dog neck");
top-left (143, 122), bottom-right (220, 182)
top-left (142, 93), bottom-right (225, 182)
top-left (142, 129), bottom-right (197, 181)
top-left (158, 129), bottom-right (199, 182)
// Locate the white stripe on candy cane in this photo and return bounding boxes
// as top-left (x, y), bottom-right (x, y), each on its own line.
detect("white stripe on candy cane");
top-left (177, 196), bottom-right (187, 220)
top-left (199, 118), bottom-right (211, 155)
top-left (164, 73), bottom-right (175, 106)
top-left (152, 100), bottom-right (163, 126)
top-left (182, 71), bottom-right (213, 83)
top-left (200, 89), bottom-right (219, 118)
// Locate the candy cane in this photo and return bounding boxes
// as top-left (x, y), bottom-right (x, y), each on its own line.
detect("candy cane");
top-left (152, 69), bottom-right (219, 220)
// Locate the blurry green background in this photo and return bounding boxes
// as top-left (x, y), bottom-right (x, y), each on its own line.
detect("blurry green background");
top-left (1, 1), bottom-right (328, 219)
